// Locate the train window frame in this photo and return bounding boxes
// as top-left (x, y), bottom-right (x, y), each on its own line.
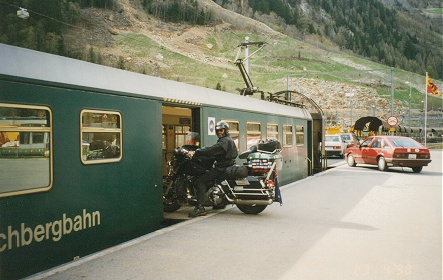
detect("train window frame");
top-left (80, 109), bottom-right (122, 165)
top-left (283, 124), bottom-right (293, 147)
top-left (162, 124), bottom-right (167, 150)
top-left (267, 123), bottom-right (279, 141)
top-left (246, 122), bottom-right (261, 148)
top-left (296, 125), bottom-right (304, 146)
top-left (174, 125), bottom-right (191, 148)
top-left (0, 103), bottom-right (53, 198)
top-left (223, 120), bottom-right (240, 151)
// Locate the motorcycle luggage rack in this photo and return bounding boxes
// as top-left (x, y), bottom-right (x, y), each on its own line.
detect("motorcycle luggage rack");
top-left (248, 156), bottom-right (282, 175)
top-left (256, 148), bottom-right (282, 154)
top-left (230, 188), bottom-right (274, 203)
top-left (233, 191), bottom-right (269, 196)
top-left (222, 180), bottom-right (272, 199)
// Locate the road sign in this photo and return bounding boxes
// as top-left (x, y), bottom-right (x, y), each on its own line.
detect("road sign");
top-left (387, 116), bottom-right (398, 126)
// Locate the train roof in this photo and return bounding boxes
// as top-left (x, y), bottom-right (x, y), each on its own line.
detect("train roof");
top-left (0, 44), bottom-right (311, 120)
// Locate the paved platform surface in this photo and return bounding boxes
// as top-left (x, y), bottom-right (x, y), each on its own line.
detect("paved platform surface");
top-left (26, 154), bottom-right (442, 280)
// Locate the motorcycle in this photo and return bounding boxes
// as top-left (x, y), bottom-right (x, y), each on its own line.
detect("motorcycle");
top-left (163, 133), bottom-right (283, 215)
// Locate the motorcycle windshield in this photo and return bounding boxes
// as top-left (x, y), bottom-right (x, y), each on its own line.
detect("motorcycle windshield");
top-left (182, 132), bottom-right (200, 149)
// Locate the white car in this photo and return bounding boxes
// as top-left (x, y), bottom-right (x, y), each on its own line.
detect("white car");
top-left (324, 134), bottom-right (347, 158)
top-left (339, 133), bottom-right (359, 147)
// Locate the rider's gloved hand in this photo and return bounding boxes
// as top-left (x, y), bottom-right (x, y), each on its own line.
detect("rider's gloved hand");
top-left (187, 150), bottom-right (195, 157)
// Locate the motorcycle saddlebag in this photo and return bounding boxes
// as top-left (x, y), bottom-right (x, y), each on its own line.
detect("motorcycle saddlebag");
top-left (223, 165), bottom-right (248, 179)
top-left (258, 139), bottom-right (282, 152)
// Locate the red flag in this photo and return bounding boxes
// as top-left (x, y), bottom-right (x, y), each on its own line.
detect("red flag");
top-left (427, 76), bottom-right (440, 96)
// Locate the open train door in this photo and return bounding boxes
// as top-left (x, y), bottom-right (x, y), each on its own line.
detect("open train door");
top-left (310, 112), bottom-right (325, 173)
top-left (161, 105), bottom-right (201, 176)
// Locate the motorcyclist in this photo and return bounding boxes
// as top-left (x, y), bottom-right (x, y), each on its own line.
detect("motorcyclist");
top-left (188, 121), bottom-right (238, 217)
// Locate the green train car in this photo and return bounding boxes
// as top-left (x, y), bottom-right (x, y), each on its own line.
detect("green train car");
top-left (0, 44), bottom-right (314, 279)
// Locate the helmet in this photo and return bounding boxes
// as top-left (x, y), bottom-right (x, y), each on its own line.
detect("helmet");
top-left (215, 121), bottom-right (229, 137)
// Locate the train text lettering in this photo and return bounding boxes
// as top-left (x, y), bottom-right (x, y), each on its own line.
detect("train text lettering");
top-left (0, 209), bottom-right (100, 252)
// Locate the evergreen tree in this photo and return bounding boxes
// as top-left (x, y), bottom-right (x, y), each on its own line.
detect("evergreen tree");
top-left (215, 82), bottom-right (222, 90)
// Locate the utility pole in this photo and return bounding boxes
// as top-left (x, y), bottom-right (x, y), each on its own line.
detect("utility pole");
top-left (346, 91), bottom-right (355, 129)
top-left (424, 72), bottom-right (428, 147)
top-left (245, 37), bottom-right (250, 76)
top-left (407, 79), bottom-right (412, 137)
top-left (391, 67), bottom-right (394, 116)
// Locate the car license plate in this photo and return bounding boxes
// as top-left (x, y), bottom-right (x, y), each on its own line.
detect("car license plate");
top-left (408, 154), bottom-right (416, 159)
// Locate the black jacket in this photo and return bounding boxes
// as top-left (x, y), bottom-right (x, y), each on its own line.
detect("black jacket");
top-left (194, 135), bottom-right (238, 170)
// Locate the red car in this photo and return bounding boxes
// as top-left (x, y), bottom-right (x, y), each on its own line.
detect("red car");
top-left (345, 136), bottom-right (432, 173)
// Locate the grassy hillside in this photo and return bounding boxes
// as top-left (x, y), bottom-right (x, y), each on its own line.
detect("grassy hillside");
top-left (1, 0), bottom-right (441, 125)
top-left (111, 24), bottom-right (441, 115)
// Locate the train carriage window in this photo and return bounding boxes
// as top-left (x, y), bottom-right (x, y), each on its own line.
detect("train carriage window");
top-left (81, 110), bottom-right (122, 164)
top-left (224, 120), bottom-right (240, 151)
top-left (32, 132), bottom-right (45, 143)
top-left (296, 125), bottom-right (304, 146)
top-left (267, 123), bottom-right (279, 141)
top-left (283, 125), bottom-right (293, 147)
top-left (247, 122), bottom-right (261, 148)
top-left (0, 103), bottom-right (52, 198)
top-left (175, 125), bottom-right (191, 148)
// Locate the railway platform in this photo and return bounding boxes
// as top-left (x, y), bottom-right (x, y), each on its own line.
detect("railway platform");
top-left (25, 156), bottom-right (442, 280)
top-left (26, 162), bottom-right (350, 280)
top-left (26, 164), bottom-right (348, 280)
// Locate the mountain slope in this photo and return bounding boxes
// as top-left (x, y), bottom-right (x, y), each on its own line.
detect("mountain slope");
top-left (0, 0), bottom-right (441, 126)
top-left (213, 0), bottom-right (442, 80)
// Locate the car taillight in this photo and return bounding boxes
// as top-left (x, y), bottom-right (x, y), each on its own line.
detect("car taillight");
top-left (395, 153), bottom-right (430, 159)
top-left (418, 154), bottom-right (430, 159)
top-left (394, 153), bottom-right (407, 158)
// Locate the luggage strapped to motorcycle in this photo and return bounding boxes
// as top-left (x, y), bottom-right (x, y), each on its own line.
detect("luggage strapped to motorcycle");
top-left (223, 165), bottom-right (248, 179)
top-left (257, 139), bottom-right (282, 154)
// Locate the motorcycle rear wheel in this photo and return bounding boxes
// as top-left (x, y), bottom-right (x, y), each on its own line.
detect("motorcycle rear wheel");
top-left (236, 204), bottom-right (267, 214)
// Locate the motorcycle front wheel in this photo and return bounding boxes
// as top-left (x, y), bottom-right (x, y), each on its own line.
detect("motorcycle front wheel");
top-left (236, 204), bottom-right (267, 214)
top-left (211, 197), bottom-right (227, 209)
top-left (163, 182), bottom-right (182, 213)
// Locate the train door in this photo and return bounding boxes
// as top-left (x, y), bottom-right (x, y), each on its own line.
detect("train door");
top-left (307, 120), bottom-right (313, 175)
top-left (310, 112), bottom-right (325, 174)
top-left (162, 105), bottom-right (201, 176)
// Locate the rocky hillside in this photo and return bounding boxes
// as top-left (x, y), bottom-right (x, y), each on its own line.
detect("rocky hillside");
top-left (2, 0), bottom-right (440, 127)
top-left (71, 1), bottom-right (439, 121)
